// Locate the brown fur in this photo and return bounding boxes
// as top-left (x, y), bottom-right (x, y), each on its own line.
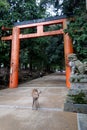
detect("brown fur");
top-left (32, 89), bottom-right (41, 110)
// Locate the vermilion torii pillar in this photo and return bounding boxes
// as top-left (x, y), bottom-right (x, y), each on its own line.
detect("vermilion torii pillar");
top-left (64, 33), bottom-right (73, 88)
top-left (63, 19), bottom-right (73, 88)
top-left (9, 27), bottom-right (20, 88)
top-left (1, 16), bottom-right (73, 88)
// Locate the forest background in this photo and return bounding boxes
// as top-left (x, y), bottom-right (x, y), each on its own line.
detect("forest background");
top-left (0, 0), bottom-right (87, 88)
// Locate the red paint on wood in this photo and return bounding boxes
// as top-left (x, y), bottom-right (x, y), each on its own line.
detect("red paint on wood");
top-left (1, 18), bottom-right (73, 88)
top-left (9, 27), bottom-right (20, 88)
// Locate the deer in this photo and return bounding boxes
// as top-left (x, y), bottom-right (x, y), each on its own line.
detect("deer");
top-left (32, 88), bottom-right (41, 110)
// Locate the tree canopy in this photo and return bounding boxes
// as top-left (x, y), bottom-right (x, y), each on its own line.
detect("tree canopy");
top-left (0, 0), bottom-right (87, 72)
top-left (63, 0), bottom-right (87, 61)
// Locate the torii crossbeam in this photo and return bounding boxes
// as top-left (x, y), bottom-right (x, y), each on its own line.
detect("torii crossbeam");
top-left (1, 15), bottom-right (73, 88)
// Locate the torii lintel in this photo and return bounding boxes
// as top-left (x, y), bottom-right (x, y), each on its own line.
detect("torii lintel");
top-left (1, 15), bottom-right (73, 88)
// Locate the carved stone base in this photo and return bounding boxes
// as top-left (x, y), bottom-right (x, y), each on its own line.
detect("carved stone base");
top-left (70, 74), bottom-right (87, 83)
top-left (64, 89), bottom-right (87, 113)
top-left (64, 84), bottom-right (87, 113)
top-left (64, 103), bottom-right (87, 114)
top-left (71, 82), bottom-right (87, 89)
top-left (70, 74), bottom-right (87, 89)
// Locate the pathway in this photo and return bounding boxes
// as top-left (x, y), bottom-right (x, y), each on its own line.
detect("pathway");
top-left (0, 73), bottom-right (86, 130)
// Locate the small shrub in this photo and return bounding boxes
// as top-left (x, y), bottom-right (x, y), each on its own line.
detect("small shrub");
top-left (68, 92), bottom-right (87, 104)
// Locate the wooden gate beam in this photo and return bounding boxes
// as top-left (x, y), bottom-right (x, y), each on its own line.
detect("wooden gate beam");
top-left (16, 19), bottom-right (65, 28)
top-left (1, 17), bottom-right (73, 88)
top-left (1, 29), bottom-right (63, 40)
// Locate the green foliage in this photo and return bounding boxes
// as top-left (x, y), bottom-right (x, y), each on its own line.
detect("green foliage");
top-left (63, 0), bottom-right (87, 61)
top-left (8, 0), bottom-right (46, 23)
top-left (68, 92), bottom-right (87, 104)
top-left (0, 0), bottom-right (10, 36)
top-left (64, 13), bottom-right (87, 60)
top-left (0, 0), bottom-right (87, 72)
top-left (45, 35), bottom-right (64, 67)
top-left (0, 0), bottom-right (9, 13)
top-left (0, 41), bottom-right (10, 67)
top-left (62, 0), bottom-right (85, 16)
top-left (0, 0), bottom-right (46, 69)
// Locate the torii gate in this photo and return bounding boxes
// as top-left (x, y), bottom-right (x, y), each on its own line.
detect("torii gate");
top-left (1, 16), bottom-right (73, 88)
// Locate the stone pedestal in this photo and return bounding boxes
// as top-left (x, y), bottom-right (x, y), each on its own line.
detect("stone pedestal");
top-left (64, 74), bottom-right (87, 113)
top-left (70, 74), bottom-right (87, 89)
top-left (71, 82), bottom-right (87, 89)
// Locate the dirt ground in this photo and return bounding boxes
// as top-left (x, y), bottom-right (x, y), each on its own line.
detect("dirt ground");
top-left (0, 73), bottom-right (80, 130)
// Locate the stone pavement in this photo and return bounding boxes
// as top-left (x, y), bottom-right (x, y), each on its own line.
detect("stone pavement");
top-left (0, 73), bottom-right (87, 130)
